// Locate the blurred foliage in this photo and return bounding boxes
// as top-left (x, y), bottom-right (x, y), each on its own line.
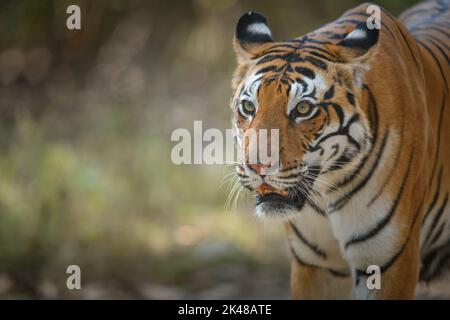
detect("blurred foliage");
top-left (0, 0), bottom-right (421, 298)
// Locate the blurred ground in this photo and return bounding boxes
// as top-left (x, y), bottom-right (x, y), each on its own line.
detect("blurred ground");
top-left (0, 0), bottom-right (429, 299)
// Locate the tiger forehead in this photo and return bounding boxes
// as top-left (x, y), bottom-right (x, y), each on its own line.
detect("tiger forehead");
top-left (254, 45), bottom-right (329, 73)
top-left (247, 49), bottom-right (331, 93)
top-left (236, 47), bottom-right (334, 102)
top-left (250, 64), bottom-right (329, 99)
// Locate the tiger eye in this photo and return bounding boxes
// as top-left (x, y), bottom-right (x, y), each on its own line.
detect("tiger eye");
top-left (296, 101), bottom-right (311, 115)
top-left (241, 100), bottom-right (255, 116)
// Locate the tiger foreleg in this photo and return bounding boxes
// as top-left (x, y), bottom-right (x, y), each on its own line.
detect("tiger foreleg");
top-left (350, 228), bottom-right (420, 299)
top-left (291, 260), bottom-right (352, 299)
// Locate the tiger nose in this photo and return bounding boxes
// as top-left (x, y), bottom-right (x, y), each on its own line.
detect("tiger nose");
top-left (246, 162), bottom-right (270, 176)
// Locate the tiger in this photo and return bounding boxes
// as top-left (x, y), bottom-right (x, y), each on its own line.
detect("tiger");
top-left (230, 0), bottom-right (450, 299)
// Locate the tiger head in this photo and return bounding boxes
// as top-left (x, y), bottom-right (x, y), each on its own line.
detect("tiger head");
top-left (231, 12), bottom-right (380, 218)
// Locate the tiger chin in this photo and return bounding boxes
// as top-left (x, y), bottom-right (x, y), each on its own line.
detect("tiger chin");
top-left (230, 1), bottom-right (450, 300)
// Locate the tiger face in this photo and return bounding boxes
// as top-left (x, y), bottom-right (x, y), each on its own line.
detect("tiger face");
top-left (231, 12), bottom-right (379, 218)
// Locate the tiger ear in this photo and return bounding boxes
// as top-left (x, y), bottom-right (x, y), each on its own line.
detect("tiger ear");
top-left (330, 22), bottom-right (379, 87)
top-left (233, 11), bottom-right (273, 63)
top-left (335, 22), bottom-right (379, 62)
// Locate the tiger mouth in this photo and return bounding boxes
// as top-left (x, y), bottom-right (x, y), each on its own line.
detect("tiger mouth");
top-left (256, 183), bottom-right (305, 208)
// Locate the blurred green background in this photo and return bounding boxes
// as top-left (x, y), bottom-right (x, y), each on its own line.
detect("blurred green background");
top-left (0, 0), bottom-right (420, 299)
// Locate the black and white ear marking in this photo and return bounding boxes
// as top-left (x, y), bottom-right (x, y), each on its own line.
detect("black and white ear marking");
top-left (339, 22), bottom-right (379, 51)
top-left (234, 11), bottom-right (273, 59)
top-left (331, 22), bottom-right (379, 87)
top-left (236, 11), bottom-right (273, 45)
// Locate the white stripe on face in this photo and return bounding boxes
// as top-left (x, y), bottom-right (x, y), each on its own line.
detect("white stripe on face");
top-left (235, 72), bottom-right (262, 122)
top-left (286, 74), bottom-right (327, 116)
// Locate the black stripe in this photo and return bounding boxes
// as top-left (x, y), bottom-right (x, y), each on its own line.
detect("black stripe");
top-left (420, 239), bottom-right (450, 282)
top-left (277, 171), bottom-right (302, 180)
top-left (328, 152), bottom-right (353, 172)
top-left (365, 84), bottom-right (379, 145)
top-left (327, 144), bottom-right (340, 161)
top-left (367, 117), bottom-right (404, 207)
top-left (428, 220), bottom-right (446, 248)
top-left (427, 25), bottom-right (450, 40)
top-left (300, 45), bottom-right (339, 60)
top-left (376, 194), bottom-right (425, 274)
top-left (422, 32), bottom-right (450, 51)
top-left (302, 87), bottom-right (317, 99)
top-left (294, 66), bottom-right (315, 79)
top-left (328, 269), bottom-right (350, 278)
top-left (423, 36), bottom-right (450, 64)
top-left (330, 130), bottom-right (389, 212)
top-left (333, 85), bottom-right (378, 190)
top-left (329, 102), bottom-right (345, 128)
top-left (305, 56), bottom-right (327, 70)
top-left (323, 85), bottom-right (334, 100)
top-left (289, 222), bottom-right (327, 259)
top-left (400, 33), bottom-right (421, 67)
top-left (259, 43), bottom-right (298, 52)
top-left (428, 94), bottom-right (446, 189)
top-left (255, 65), bottom-right (278, 75)
top-left (344, 150), bottom-right (414, 249)
top-left (417, 39), bottom-right (449, 91)
top-left (295, 77), bottom-right (308, 93)
top-left (412, 25), bottom-right (450, 40)
top-left (392, 18), bottom-right (422, 68)
top-left (357, 194), bottom-right (425, 277)
top-left (355, 245), bottom-right (403, 277)
top-left (307, 199), bottom-right (326, 216)
top-left (257, 53), bottom-right (301, 65)
top-left (423, 166), bottom-right (443, 224)
top-left (423, 193), bottom-right (449, 247)
top-left (289, 246), bottom-right (349, 278)
top-left (346, 91), bottom-right (355, 106)
top-left (260, 48), bottom-right (291, 55)
top-left (420, 247), bottom-right (441, 281)
top-left (236, 172), bottom-right (247, 179)
top-left (304, 50), bottom-right (337, 63)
